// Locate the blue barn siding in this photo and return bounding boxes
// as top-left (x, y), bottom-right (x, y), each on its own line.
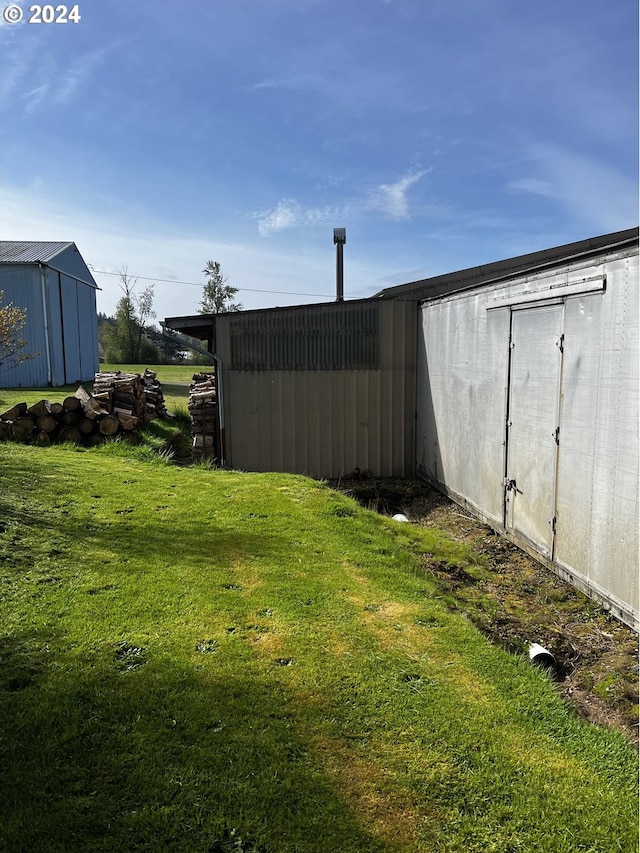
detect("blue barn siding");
top-left (0, 258), bottom-right (98, 388)
top-left (59, 273), bottom-right (82, 383)
top-left (0, 266), bottom-right (49, 388)
top-left (45, 268), bottom-right (64, 386)
top-left (50, 244), bottom-right (97, 285)
top-left (77, 283), bottom-right (98, 379)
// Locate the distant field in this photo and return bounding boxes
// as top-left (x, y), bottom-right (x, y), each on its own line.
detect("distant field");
top-left (0, 364), bottom-right (213, 415)
top-left (100, 363), bottom-right (208, 385)
top-left (100, 363), bottom-right (213, 411)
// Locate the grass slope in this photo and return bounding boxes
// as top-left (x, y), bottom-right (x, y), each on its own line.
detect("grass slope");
top-left (0, 442), bottom-right (637, 852)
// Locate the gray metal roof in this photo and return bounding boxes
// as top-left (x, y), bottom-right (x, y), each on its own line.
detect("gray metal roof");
top-left (375, 227), bottom-right (639, 302)
top-left (0, 241), bottom-right (75, 264)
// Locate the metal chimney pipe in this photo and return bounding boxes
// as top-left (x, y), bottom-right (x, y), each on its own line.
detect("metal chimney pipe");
top-left (333, 228), bottom-right (346, 302)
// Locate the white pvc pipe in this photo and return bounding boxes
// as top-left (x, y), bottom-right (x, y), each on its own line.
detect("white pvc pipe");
top-left (528, 643), bottom-right (556, 671)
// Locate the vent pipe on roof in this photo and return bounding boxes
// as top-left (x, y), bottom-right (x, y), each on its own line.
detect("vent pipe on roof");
top-left (333, 228), bottom-right (346, 302)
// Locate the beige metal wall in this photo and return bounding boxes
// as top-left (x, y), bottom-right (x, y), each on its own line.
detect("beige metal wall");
top-left (216, 300), bottom-right (416, 478)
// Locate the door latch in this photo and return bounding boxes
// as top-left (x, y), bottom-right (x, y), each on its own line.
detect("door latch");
top-left (504, 478), bottom-right (522, 494)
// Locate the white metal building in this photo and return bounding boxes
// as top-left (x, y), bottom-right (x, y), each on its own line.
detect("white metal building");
top-left (414, 231), bottom-right (638, 629)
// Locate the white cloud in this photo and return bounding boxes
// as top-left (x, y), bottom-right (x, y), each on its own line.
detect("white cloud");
top-left (255, 169), bottom-right (427, 236)
top-left (366, 170), bottom-right (427, 220)
top-left (0, 183), bottom-right (357, 316)
top-left (257, 199), bottom-right (303, 235)
top-left (255, 198), bottom-right (340, 236)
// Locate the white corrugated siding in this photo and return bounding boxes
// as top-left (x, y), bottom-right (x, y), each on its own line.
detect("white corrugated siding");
top-left (417, 244), bottom-right (639, 629)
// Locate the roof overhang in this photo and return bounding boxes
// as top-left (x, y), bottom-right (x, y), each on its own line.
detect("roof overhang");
top-left (163, 314), bottom-right (217, 339)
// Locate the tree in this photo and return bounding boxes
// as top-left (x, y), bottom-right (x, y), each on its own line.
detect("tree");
top-left (144, 324), bottom-right (187, 363)
top-left (198, 261), bottom-right (243, 314)
top-left (100, 268), bottom-right (161, 364)
top-left (0, 290), bottom-right (39, 374)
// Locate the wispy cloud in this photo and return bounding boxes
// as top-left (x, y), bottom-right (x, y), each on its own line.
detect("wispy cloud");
top-left (366, 170), bottom-right (427, 220)
top-left (248, 74), bottom-right (322, 92)
top-left (508, 145), bottom-right (638, 232)
top-left (21, 82), bottom-right (50, 114)
top-left (54, 43), bottom-right (117, 105)
top-left (2, 36), bottom-right (119, 114)
top-left (0, 21), bottom-right (38, 105)
top-left (255, 169), bottom-right (427, 235)
top-left (256, 199), bottom-right (340, 236)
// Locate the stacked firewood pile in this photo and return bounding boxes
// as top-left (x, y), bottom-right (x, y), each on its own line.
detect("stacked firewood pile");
top-left (0, 370), bottom-right (169, 448)
top-left (92, 369), bottom-right (168, 427)
top-left (0, 389), bottom-right (122, 447)
top-left (188, 372), bottom-right (218, 459)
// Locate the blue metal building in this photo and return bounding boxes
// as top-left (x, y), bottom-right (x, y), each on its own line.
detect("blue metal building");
top-left (0, 241), bottom-right (99, 388)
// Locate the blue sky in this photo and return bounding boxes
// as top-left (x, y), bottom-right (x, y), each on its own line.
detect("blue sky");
top-left (1, 0), bottom-right (637, 320)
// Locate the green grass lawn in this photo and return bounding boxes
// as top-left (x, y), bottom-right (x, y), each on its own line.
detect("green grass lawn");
top-left (0, 441), bottom-right (637, 852)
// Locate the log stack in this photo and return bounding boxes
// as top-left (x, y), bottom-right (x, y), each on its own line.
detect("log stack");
top-left (92, 369), bottom-right (168, 427)
top-left (0, 370), bottom-right (169, 448)
top-left (0, 388), bottom-right (116, 447)
top-left (188, 372), bottom-right (218, 460)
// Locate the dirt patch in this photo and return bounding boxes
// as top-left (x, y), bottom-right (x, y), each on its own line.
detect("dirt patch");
top-left (334, 476), bottom-right (639, 747)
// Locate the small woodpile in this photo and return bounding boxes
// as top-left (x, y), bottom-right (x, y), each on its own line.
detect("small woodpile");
top-left (188, 372), bottom-right (218, 460)
top-left (92, 369), bottom-right (168, 427)
top-left (0, 389), bottom-right (121, 447)
top-left (0, 370), bottom-right (169, 448)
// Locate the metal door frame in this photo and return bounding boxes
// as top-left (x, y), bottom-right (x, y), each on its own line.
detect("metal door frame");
top-left (502, 299), bottom-right (566, 558)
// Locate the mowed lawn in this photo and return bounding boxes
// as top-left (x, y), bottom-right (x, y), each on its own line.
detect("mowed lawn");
top-left (0, 440), bottom-right (637, 852)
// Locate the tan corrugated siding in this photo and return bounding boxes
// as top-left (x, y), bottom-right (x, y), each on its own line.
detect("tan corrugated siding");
top-left (217, 300), bottom-right (416, 478)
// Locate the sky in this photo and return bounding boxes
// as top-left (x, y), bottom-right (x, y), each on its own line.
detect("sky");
top-left (1, 0), bottom-right (637, 322)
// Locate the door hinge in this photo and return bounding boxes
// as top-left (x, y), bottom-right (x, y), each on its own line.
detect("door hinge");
top-left (557, 333), bottom-right (564, 353)
top-left (551, 516), bottom-right (557, 534)
top-left (554, 426), bottom-right (560, 445)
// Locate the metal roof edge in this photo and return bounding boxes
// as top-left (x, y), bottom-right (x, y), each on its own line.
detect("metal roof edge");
top-left (42, 241), bottom-right (76, 263)
top-left (164, 295), bottom-right (378, 330)
top-left (375, 227), bottom-right (639, 301)
top-left (415, 230), bottom-right (639, 306)
top-left (0, 242), bottom-right (99, 288)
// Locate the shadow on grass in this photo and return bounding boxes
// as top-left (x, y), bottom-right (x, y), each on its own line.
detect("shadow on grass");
top-left (0, 636), bottom-right (386, 853)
